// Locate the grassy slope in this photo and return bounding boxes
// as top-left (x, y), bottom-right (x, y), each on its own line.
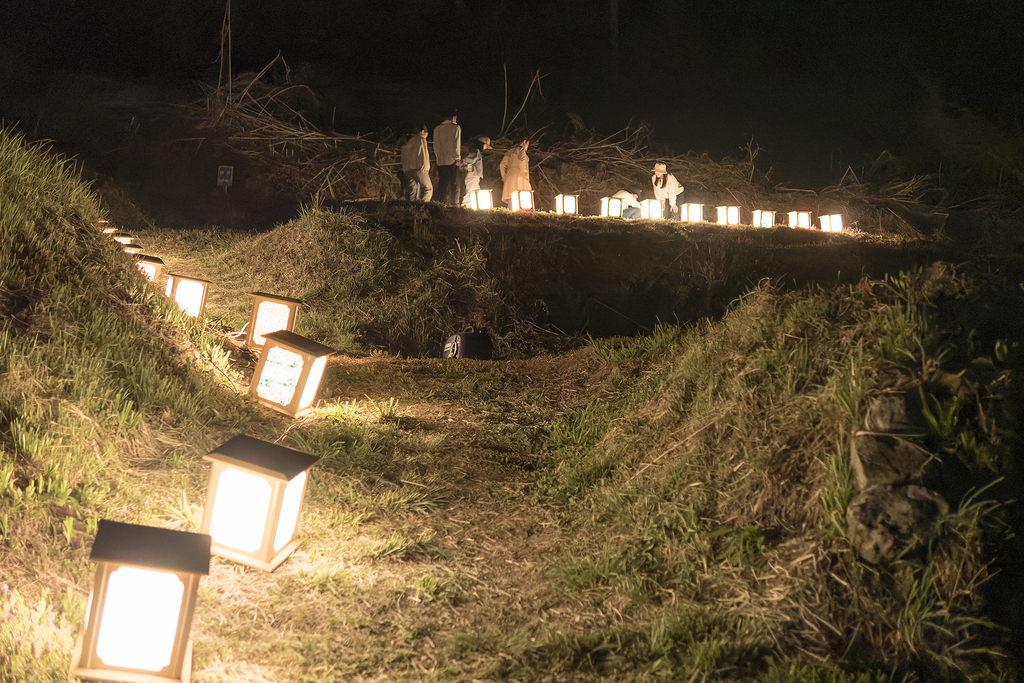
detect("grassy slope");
top-left (2, 128), bottom-right (1023, 682)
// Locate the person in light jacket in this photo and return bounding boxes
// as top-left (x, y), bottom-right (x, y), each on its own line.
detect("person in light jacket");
top-left (461, 136), bottom-right (491, 207)
top-left (433, 110), bottom-right (461, 204)
top-left (612, 189), bottom-right (642, 219)
top-left (401, 125), bottom-right (432, 202)
top-left (652, 163), bottom-right (683, 218)
top-left (499, 139), bottom-right (531, 205)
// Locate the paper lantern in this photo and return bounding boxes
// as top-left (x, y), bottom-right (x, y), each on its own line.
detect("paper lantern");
top-left (249, 330), bottom-right (334, 418)
top-left (819, 214), bottom-right (844, 232)
top-left (468, 189), bottom-right (493, 210)
top-left (752, 210), bottom-right (776, 228)
top-left (509, 190), bottom-right (534, 211)
top-left (640, 199), bottom-right (663, 220)
top-left (555, 194), bottom-right (578, 215)
top-left (787, 211), bottom-right (812, 229)
top-left (600, 197), bottom-right (623, 218)
top-left (165, 275), bottom-right (211, 318)
top-left (123, 243), bottom-right (144, 255)
top-left (680, 203), bottom-right (704, 222)
top-left (135, 255), bottom-right (165, 282)
top-left (112, 233), bottom-right (135, 245)
top-left (200, 435), bottom-right (319, 571)
top-left (247, 293), bottom-right (302, 352)
top-left (716, 206), bottom-right (741, 226)
top-left (70, 520), bottom-right (210, 683)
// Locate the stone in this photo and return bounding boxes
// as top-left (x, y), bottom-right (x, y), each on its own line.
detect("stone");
top-left (846, 484), bottom-right (950, 564)
top-left (850, 431), bottom-right (936, 490)
top-left (863, 392), bottom-right (928, 434)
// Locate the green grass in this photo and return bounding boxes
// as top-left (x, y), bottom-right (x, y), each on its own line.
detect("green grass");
top-left (2, 125), bottom-right (1023, 682)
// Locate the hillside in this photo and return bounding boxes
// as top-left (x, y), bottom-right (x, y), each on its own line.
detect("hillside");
top-left (2, 126), bottom-right (1024, 682)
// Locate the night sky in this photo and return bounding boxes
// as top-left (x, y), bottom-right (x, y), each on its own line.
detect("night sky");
top-left (3, 0), bottom-right (1023, 186)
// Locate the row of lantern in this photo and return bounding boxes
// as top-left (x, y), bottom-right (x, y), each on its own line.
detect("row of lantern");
top-left (72, 225), bottom-right (338, 682)
top-left (468, 190), bottom-right (845, 232)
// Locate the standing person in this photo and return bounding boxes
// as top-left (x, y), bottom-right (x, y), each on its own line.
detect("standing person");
top-left (651, 163), bottom-right (683, 218)
top-left (401, 125), bottom-right (432, 202)
top-left (460, 136), bottom-right (491, 207)
top-left (612, 190), bottom-right (642, 219)
top-left (499, 139), bottom-right (531, 206)
top-left (433, 110), bottom-right (461, 205)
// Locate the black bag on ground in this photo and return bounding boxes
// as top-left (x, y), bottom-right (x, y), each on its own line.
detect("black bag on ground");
top-left (441, 327), bottom-right (493, 360)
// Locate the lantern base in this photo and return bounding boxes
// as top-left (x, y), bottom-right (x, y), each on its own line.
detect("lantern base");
top-left (71, 635), bottom-right (193, 683)
top-left (252, 395), bottom-right (314, 418)
top-left (211, 536), bottom-right (302, 572)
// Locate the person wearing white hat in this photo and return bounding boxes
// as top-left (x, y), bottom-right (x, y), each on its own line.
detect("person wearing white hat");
top-left (461, 136), bottom-right (491, 207)
top-left (651, 163), bottom-right (683, 219)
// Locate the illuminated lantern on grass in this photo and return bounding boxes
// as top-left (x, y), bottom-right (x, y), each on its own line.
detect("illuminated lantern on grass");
top-left (112, 233), bottom-right (135, 245)
top-left (249, 330), bottom-right (334, 418)
top-left (247, 293), bottom-right (302, 352)
top-left (639, 199), bottom-right (663, 220)
top-left (716, 206), bottom-right (741, 226)
top-left (135, 255), bottom-right (165, 282)
top-left (123, 243), bottom-right (144, 255)
top-left (819, 214), bottom-right (844, 232)
top-left (200, 434), bottom-right (319, 572)
top-left (555, 194), bottom-right (578, 215)
top-left (509, 190), bottom-right (534, 211)
top-left (600, 196), bottom-right (623, 218)
top-left (165, 275), bottom-right (211, 318)
top-left (70, 520), bottom-right (210, 683)
top-left (752, 210), bottom-right (776, 228)
top-left (788, 211), bottom-right (812, 229)
top-left (468, 189), bottom-right (493, 210)
top-left (680, 203), bottom-right (704, 222)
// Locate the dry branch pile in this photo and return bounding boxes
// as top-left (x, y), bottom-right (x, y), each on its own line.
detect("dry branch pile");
top-left (193, 65), bottom-right (948, 236)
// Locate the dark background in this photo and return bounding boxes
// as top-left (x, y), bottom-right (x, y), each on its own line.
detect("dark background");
top-left (2, 0), bottom-right (1023, 188)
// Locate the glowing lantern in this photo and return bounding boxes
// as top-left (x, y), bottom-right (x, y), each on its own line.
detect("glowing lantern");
top-left (468, 189), bottom-right (493, 210)
top-left (200, 434), bottom-right (319, 571)
top-left (600, 196), bottom-right (623, 218)
top-left (639, 199), bottom-right (663, 220)
top-left (135, 255), bottom-right (165, 282)
top-left (165, 274), bottom-right (211, 318)
top-left (99, 219), bottom-right (115, 234)
top-left (819, 214), bottom-right (844, 232)
top-left (788, 211), bottom-right (812, 229)
top-left (112, 233), bottom-right (135, 245)
top-left (680, 203), bottom-right (704, 222)
top-left (509, 190), bottom-right (534, 211)
top-left (555, 194), bottom-right (578, 215)
top-left (716, 206), bottom-right (741, 226)
top-left (249, 330), bottom-right (334, 418)
top-left (70, 520), bottom-right (210, 683)
top-left (123, 243), bottom-right (144, 255)
top-left (247, 293), bottom-right (302, 352)
top-left (752, 210), bottom-right (776, 228)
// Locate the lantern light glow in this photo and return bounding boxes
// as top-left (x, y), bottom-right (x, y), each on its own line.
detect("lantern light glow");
top-left (640, 199), bottom-right (663, 220)
top-left (250, 330), bottom-right (334, 418)
top-left (752, 210), bottom-right (776, 228)
top-left (135, 255), bottom-right (165, 282)
top-left (509, 190), bottom-right (534, 211)
top-left (788, 211), bottom-right (812, 229)
top-left (468, 189), bottom-right (493, 210)
top-left (680, 203), bottom-right (704, 222)
top-left (819, 214), bottom-right (844, 232)
top-left (716, 206), bottom-right (741, 226)
top-left (247, 293), bottom-right (302, 351)
top-left (554, 194), bottom-right (578, 215)
top-left (600, 197), bottom-right (623, 218)
top-left (201, 435), bottom-right (319, 571)
top-left (71, 520), bottom-right (210, 683)
top-left (165, 275), bottom-right (211, 318)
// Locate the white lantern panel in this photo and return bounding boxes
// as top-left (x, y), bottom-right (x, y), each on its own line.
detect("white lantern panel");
top-left (274, 471), bottom-right (307, 552)
top-left (253, 301), bottom-right (292, 347)
top-left (209, 468), bottom-right (273, 553)
top-left (137, 263), bottom-right (158, 281)
top-left (257, 346), bottom-right (303, 406)
top-left (95, 567), bottom-right (184, 671)
top-left (174, 280), bottom-right (206, 317)
top-left (299, 355), bottom-right (327, 410)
